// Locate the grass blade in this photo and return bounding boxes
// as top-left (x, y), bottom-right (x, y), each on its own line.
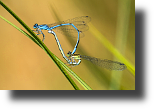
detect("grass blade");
top-left (89, 23), bottom-right (135, 76)
top-left (0, 14), bottom-right (80, 90)
top-left (0, 1), bottom-right (92, 90)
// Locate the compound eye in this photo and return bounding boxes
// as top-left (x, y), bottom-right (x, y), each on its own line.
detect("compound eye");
top-left (33, 23), bottom-right (38, 28)
top-left (67, 51), bottom-right (72, 55)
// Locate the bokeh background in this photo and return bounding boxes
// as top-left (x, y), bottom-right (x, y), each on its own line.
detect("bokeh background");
top-left (0, 0), bottom-right (135, 90)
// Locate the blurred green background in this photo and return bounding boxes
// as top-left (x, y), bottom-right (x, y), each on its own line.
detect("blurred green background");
top-left (0, 0), bottom-right (135, 90)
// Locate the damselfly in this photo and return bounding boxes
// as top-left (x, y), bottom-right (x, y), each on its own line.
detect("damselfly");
top-left (33, 16), bottom-right (91, 54)
top-left (67, 51), bottom-right (127, 70)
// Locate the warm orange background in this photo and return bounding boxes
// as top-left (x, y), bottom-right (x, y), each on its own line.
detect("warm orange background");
top-left (0, 0), bottom-right (135, 90)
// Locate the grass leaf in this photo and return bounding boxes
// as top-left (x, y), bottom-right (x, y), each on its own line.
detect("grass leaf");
top-left (0, 1), bottom-right (92, 90)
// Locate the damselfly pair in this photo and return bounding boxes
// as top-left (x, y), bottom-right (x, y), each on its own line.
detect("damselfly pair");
top-left (33, 16), bottom-right (127, 70)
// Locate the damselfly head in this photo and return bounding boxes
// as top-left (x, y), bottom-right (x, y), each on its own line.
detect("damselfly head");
top-left (67, 51), bottom-right (72, 56)
top-left (33, 23), bottom-right (38, 29)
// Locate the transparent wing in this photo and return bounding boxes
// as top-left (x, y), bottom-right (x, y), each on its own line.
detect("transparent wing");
top-left (47, 16), bottom-right (91, 33)
top-left (81, 55), bottom-right (127, 70)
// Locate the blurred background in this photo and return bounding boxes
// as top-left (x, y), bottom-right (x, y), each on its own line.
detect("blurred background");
top-left (0, 0), bottom-right (135, 90)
